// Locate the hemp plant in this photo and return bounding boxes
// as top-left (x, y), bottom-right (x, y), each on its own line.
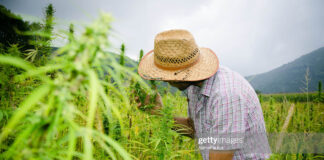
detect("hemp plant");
top-left (0, 13), bottom-right (149, 160)
top-left (154, 98), bottom-right (174, 160)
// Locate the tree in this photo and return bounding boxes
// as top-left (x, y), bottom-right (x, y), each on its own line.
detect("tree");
top-left (0, 5), bottom-right (34, 54)
top-left (318, 81), bottom-right (322, 100)
top-left (0, 5), bottom-right (41, 107)
top-left (255, 89), bottom-right (261, 95)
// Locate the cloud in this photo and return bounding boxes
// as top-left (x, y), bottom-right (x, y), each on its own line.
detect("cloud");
top-left (1, 0), bottom-right (324, 75)
top-left (158, 0), bottom-right (324, 75)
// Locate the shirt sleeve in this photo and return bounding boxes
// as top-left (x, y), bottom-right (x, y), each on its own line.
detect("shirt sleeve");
top-left (202, 93), bottom-right (246, 150)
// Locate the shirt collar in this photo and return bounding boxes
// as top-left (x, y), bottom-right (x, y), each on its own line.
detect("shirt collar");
top-left (199, 73), bottom-right (216, 97)
top-left (182, 72), bottom-right (216, 97)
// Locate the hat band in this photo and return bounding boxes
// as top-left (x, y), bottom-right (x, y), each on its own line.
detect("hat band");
top-left (155, 48), bottom-right (199, 64)
top-left (154, 51), bottom-right (200, 70)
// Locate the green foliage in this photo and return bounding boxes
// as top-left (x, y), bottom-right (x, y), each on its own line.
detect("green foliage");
top-left (69, 23), bottom-right (74, 34)
top-left (154, 97), bottom-right (174, 160)
top-left (318, 81), bottom-right (322, 100)
top-left (1, 4), bottom-right (323, 160)
top-left (68, 23), bottom-right (74, 42)
top-left (0, 44), bottom-right (31, 108)
top-left (22, 4), bottom-right (55, 66)
top-left (0, 13), bottom-right (153, 160)
top-left (150, 80), bottom-right (156, 89)
top-left (44, 4), bottom-right (55, 40)
top-left (262, 94), bottom-right (323, 160)
top-left (0, 5), bottom-right (35, 52)
top-left (39, 3), bottom-right (55, 64)
top-left (120, 43), bottom-right (125, 66)
top-left (139, 49), bottom-right (144, 62)
top-left (261, 92), bottom-right (323, 103)
top-left (0, 4), bottom-right (57, 115)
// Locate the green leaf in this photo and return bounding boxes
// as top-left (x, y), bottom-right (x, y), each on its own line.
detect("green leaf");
top-left (0, 84), bottom-right (51, 143)
top-left (15, 64), bottom-right (65, 81)
top-left (0, 55), bottom-right (34, 71)
top-left (0, 111), bottom-right (3, 122)
top-left (83, 70), bottom-right (99, 160)
top-left (94, 130), bottom-right (132, 160)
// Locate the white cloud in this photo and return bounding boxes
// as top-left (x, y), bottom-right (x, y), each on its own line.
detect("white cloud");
top-left (2, 0), bottom-right (324, 75)
top-left (154, 0), bottom-right (324, 75)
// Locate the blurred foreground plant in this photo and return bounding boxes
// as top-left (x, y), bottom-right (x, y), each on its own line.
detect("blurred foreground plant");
top-left (0, 13), bottom-right (149, 160)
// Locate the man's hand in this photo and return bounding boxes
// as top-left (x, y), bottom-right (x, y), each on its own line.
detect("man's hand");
top-left (172, 117), bottom-right (195, 138)
top-left (135, 92), bottom-right (163, 115)
top-left (209, 150), bottom-right (234, 160)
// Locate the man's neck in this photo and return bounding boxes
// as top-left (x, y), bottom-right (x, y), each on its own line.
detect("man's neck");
top-left (191, 80), bottom-right (204, 88)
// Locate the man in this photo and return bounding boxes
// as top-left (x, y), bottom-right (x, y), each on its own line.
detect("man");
top-left (138, 29), bottom-right (271, 160)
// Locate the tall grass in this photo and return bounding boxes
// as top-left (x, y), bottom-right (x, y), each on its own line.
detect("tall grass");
top-left (0, 8), bottom-right (323, 160)
top-left (0, 13), bottom-right (150, 160)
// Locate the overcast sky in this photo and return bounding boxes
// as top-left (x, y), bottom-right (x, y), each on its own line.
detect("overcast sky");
top-left (1, 0), bottom-right (324, 76)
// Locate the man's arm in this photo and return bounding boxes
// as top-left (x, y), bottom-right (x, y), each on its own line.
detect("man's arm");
top-left (172, 117), bottom-right (195, 138)
top-left (174, 120), bottom-right (236, 159)
top-left (209, 150), bottom-right (234, 160)
top-left (136, 93), bottom-right (195, 138)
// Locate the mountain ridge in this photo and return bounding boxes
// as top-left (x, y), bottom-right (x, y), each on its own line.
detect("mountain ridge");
top-left (246, 47), bottom-right (324, 93)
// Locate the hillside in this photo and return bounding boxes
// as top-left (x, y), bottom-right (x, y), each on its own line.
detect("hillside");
top-left (247, 47), bottom-right (324, 93)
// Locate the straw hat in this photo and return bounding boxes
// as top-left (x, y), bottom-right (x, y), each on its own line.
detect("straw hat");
top-left (138, 29), bottom-right (219, 81)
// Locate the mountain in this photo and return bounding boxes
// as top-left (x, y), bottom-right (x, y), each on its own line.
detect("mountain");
top-left (246, 47), bottom-right (324, 93)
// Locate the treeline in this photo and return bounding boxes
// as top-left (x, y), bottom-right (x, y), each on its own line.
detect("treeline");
top-left (0, 4), bottom-right (73, 108)
top-left (0, 4), bottom-right (55, 64)
top-left (259, 92), bottom-right (323, 103)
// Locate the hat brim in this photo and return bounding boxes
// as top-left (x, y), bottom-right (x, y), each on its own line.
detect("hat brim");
top-left (138, 47), bottom-right (219, 81)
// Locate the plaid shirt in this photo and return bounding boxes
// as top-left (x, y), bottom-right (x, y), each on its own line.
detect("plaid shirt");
top-left (184, 65), bottom-right (271, 160)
